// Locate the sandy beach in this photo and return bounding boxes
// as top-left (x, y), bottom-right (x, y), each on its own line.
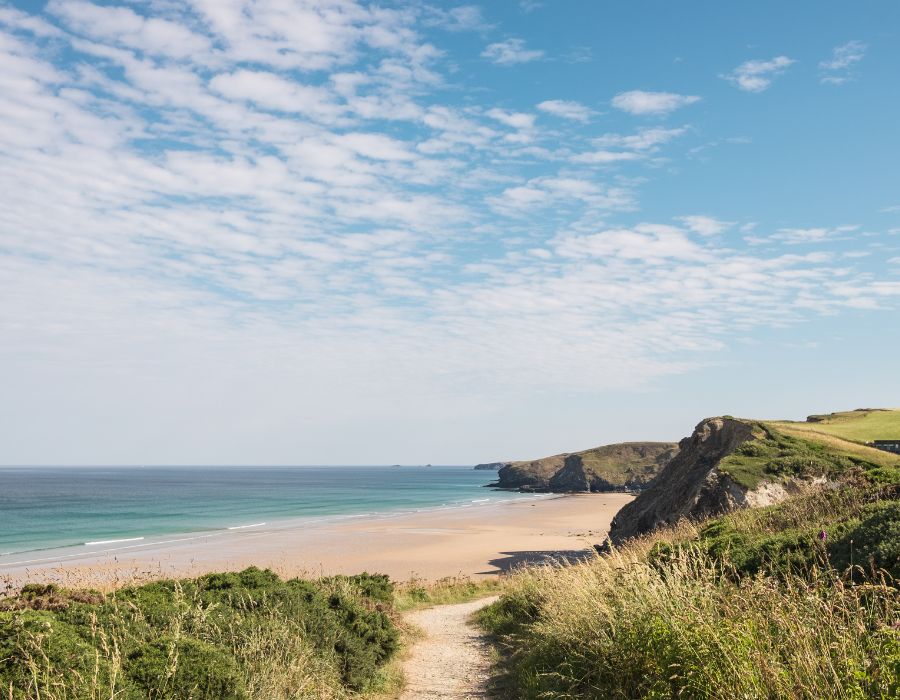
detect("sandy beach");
top-left (0, 493), bottom-right (632, 590)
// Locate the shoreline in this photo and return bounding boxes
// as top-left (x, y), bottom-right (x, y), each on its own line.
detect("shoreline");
top-left (0, 489), bottom-right (552, 563)
top-left (0, 493), bottom-right (633, 590)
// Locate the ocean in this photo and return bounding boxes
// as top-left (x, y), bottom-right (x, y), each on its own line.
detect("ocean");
top-left (0, 465), bottom-right (529, 559)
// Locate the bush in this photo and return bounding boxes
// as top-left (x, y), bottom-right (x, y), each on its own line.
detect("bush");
top-left (0, 567), bottom-right (399, 699)
top-left (125, 636), bottom-right (246, 700)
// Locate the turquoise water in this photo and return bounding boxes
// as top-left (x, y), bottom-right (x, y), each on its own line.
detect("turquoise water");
top-left (0, 466), bottom-right (519, 556)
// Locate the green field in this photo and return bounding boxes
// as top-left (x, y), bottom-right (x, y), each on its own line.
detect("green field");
top-left (771, 408), bottom-right (900, 443)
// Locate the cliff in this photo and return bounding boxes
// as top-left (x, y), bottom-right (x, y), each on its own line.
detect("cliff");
top-left (488, 442), bottom-right (679, 492)
top-left (607, 414), bottom-right (900, 544)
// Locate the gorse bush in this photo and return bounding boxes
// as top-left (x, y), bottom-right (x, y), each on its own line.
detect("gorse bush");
top-left (0, 568), bottom-right (399, 699)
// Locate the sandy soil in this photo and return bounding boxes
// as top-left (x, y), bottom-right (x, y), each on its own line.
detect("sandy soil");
top-left (0, 493), bottom-right (632, 589)
top-left (399, 597), bottom-right (499, 700)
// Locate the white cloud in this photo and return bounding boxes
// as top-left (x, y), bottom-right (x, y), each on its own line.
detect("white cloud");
top-left (611, 90), bottom-right (700, 115)
top-left (486, 107), bottom-right (536, 130)
top-left (772, 225), bottom-right (859, 244)
top-left (554, 224), bottom-right (703, 262)
top-left (723, 56), bottom-right (794, 92)
top-left (536, 99), bottom-right (592, 122)
top-left (593, 126), bottom-right (687, 150)
top-left (572, 150), bottom-right (641, 164)
top-left (678, 215), bottom-right (733, 236)
top-left (481, 38), bottom-right (544, 65)
top-left (423, 5), bottom-right (489, 32)
top-left (209, 69), bottom-right (342, 120)
top-left (820, 41), bottom-right (866, 84)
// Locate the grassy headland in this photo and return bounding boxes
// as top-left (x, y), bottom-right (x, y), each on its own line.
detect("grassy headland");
top-left (479, 410), bottom-right (900, 699)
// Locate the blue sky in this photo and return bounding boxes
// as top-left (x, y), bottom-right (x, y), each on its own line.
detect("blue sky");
top-left (1, 0), bottom-right (898, 465)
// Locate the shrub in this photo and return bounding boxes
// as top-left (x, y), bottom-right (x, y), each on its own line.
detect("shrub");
top-left (0, 567), bottom-right (399, 699)
top-left (125, 636), bottom-right (246, 700)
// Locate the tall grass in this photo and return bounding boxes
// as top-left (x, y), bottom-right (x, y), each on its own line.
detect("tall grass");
top-left (480, 529), bottom-right (899, 699)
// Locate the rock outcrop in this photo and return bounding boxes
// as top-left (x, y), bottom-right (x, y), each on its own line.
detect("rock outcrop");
top-left (473, 462), bottom-right (505, 470)
top-left (488, 442), bottom-right (678, 493)
top-left (607, 418), bottom-right (754, 543)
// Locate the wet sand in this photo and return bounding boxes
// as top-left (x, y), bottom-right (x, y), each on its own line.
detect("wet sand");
top-left (0, 493), bottom-right (632, 590)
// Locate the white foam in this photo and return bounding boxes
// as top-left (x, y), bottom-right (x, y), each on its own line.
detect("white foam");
top-left (85, 536), bottom-right (144, 546)
top-left (227, 522), bottom-right (266, 530)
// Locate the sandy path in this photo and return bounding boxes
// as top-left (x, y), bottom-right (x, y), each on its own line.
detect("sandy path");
top-left (399, 596), bottom-right (499, 699)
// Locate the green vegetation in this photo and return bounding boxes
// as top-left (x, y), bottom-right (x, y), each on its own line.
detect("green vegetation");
top-left (772, 408), bottom-right (900, 444)
top-left (0, 568), bottom-right (399, 699)
top-left (717, 421), bottom-right (896, 490)
top-left (393, 575), bottom-right (503, 613)
top-left (479, 412), bottom-right (900, 699)
top-left (479, 511), bottom-right (899, 699)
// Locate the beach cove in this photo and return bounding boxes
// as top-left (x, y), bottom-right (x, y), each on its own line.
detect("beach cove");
top-left (0, 493), bottom-right (632, 590)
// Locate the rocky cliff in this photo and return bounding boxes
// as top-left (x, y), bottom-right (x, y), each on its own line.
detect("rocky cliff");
top-left (605, 415), bottom-right (894, 544)
top-left (607, 418), bottom-right (754, 543)
top-left (488, 442), bottom-right (678, 492)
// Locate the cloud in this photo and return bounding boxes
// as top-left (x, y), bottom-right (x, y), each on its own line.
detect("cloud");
top-left (723, 56), bottom-right (794, 92)
top-left (678, 215), bottom-right (733, 236)
top-left (611, 90), bottom-right (700, 115)
top-left (423, 5), bottom-right (490, 32)
top-left (819, 41), bottom-right (867, 84)
top-left (536, 99), bottom-right (592, 122)
top-left (772, 225), bottom-right (859, 244)
top-left (593, 126), bottom-right (687, 150)
top-left (554, 224), bottom-right (704, 262)
top-left (481, 38), bottom-right (544, 65)
top-left (486, 107), bottom-right (536, 130)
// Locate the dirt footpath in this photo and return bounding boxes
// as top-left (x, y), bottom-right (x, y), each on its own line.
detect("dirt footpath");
top-left (398, 597), bottom-right (499, 699)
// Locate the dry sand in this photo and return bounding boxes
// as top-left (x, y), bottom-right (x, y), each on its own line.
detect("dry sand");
top-left (0, 493), bottom-right (632, 590)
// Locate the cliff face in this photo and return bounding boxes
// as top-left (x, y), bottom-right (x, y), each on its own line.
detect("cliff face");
top-left (491, 442), bottom-right (678, 492)
top-left (607, 418), bottom-right (753, 543)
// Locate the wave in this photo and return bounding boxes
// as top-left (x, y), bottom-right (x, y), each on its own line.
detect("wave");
top-left (227, 522), bottom-right (266, 530)
top-left (84, 536), bottom-right (145, 546)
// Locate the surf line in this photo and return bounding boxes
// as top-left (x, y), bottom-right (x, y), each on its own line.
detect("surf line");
top-left (85, 537), bottom-right (145, 546)
top-left (228, 522), bottom-right (266, 530)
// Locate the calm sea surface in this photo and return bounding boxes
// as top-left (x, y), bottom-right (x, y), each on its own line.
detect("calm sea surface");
top-left (0, 466), bottom-right (522, 556)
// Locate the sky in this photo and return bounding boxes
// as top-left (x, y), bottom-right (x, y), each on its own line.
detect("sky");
top-left (1, 0), bottom-right (898, 465)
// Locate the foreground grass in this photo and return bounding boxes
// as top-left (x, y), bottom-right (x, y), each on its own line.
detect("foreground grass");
top-left (480, 489), bottom-right (900, 699)
top-left (393, 575), bottom-right (504, 613)
top-left (0, 568), bottom-right (399, 699)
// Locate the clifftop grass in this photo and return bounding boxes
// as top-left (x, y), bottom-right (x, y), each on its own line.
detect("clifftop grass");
top-left (717, 420), bottom-right (899, 490)
top-left (771, 408), bottom-right (900, 444)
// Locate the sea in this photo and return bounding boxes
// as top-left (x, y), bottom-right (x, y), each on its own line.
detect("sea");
top-left (0, 465), bottom-right (534, 560)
